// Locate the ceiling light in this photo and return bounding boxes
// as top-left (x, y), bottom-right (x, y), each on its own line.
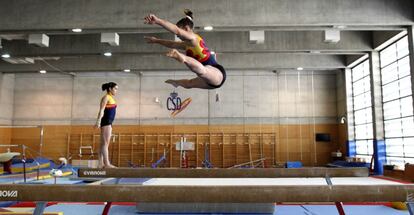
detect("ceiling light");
top-left (123, 69), bottom-right (130, 73)
top-left (71, 28), bottom-right (82, 33)
top-left (210, 51), bottom-right (215, 55)
top-left (1, 53), bottom-right (10, 58)
top-left (103, 52), bottom-right (112, 57)
top-left (204, 26), bottom-right (213, 31)
top-left (334, 25), bottom-right (347, 29)
top-left (309, 50), bottom-right (321, 54)
top-left (39, 70), bottom-right (47, 74)
top-left (154, 97), bottom-right (160, 103)
top-left (297, 67), bottom-right (304, 71)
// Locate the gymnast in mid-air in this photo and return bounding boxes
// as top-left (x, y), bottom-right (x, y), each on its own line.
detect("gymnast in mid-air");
top-left (144, 9), bottom-right (226, 89)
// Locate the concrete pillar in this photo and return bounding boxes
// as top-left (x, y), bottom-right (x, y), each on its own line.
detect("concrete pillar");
top-left (408, 26), bottom-right (414, 115)
top-left (344, 68), bottom-right (356, 157)
top-left (0, 72), bottom-right (3, 102)
top-left (369, 51), bottom-right (385, 175)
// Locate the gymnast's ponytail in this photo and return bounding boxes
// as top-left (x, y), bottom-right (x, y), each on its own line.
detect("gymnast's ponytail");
top-left (176, 9), bottom-right (194, 29)
top-left (102, 82), bottom-right (117, 92)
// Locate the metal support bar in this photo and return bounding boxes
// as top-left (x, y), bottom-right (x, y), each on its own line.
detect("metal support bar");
top-left (325, 175), bottom-right (346, 215)
top-left (335, 202), bottom-right (346, 215)
top-left (407, 192), bottom-right (414, 215)
top-left (0, 144), bottom-right (19, 147)
top-left (229, 158), bottom-right (266, 169)
top-left (33, 201), bottom-right (47, 215)
top-left (101, 178), bottom-right (120, 215)
top-left (407, 202), bottom-right (414, 215)
top-left (102, 202), bottom-right (112, 215)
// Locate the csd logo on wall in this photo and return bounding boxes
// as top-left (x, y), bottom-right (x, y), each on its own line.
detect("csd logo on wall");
top-left (166, 92), bottom-right (192, 117)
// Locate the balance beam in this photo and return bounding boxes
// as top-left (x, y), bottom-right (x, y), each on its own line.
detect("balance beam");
top-left (77, 167), bottom-right (369, 178)
top-left (0, 184), bottom-right (413, 203)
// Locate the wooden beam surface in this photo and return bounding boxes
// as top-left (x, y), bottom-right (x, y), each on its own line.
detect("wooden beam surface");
top-left (77, 167), bottom-right (369, 178)
top-left (0, 184), bottom-right (413, 202)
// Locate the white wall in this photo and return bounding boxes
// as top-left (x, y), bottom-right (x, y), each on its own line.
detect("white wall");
top-left (11, 70), bottom-right (338, 125)
top-left (0, 73), bottom-right (14, 124)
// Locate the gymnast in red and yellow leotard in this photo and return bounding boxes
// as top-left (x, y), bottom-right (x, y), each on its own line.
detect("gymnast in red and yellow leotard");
top-left (144, 9), bottom-right (226, 89)
top-left (95, 82), bottom-right (118, 168)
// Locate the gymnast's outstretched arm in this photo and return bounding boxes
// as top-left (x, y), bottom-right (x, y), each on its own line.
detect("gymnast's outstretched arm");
top-left (144, 36), bottom-right (187, 50)
top-left (144, 14), bottom-right (196, 42)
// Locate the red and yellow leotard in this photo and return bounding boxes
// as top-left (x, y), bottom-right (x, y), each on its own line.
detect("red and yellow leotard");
top-left (185, 34), bottom-right (226, 89)
top-left (185, 34), bottom-right (217, 65)
top-left (101, 94), bottom-right (117, 126)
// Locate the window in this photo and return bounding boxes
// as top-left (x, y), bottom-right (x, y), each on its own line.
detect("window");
top-left (380, 35), bottom-right (413, 169)
top-left (351, 60), bottom-right (373, 162)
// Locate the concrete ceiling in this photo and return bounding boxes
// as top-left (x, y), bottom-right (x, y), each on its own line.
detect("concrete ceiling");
top-left (0, 0), bottom-right (413, 73)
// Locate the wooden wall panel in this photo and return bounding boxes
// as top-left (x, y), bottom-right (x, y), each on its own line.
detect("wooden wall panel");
top-left (338, 124), bottom-right (347, 155)
top-left (11, 127), bottom-right (46, 157)
top-left (9, 124), bottom-right (342, 167)
top-left (0, 127), bottom-right (12, 153)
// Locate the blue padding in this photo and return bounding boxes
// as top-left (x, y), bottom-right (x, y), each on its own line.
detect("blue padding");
top-left (152, 155), bottom-right (167, 168)
top-left (0, 201), bottom-right (16, 207)
top-left (11, 157), bottom-right (51, 168)
top-left (286, 161), bottom-right (303, 168)
top-left (346, 140), bottom-right (356, 157)
top-left (330, 160), bottom-right (370, 168)
top-left (45, 204), bottom-right (105, 215)
top-left (30, 177), bottom-right (83, 185)
top-left (373, 139), bottom-right (386, 175)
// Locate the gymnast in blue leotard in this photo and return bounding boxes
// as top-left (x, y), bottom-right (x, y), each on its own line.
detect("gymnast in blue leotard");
top-left (95, 82), bottom-right (118, 168)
